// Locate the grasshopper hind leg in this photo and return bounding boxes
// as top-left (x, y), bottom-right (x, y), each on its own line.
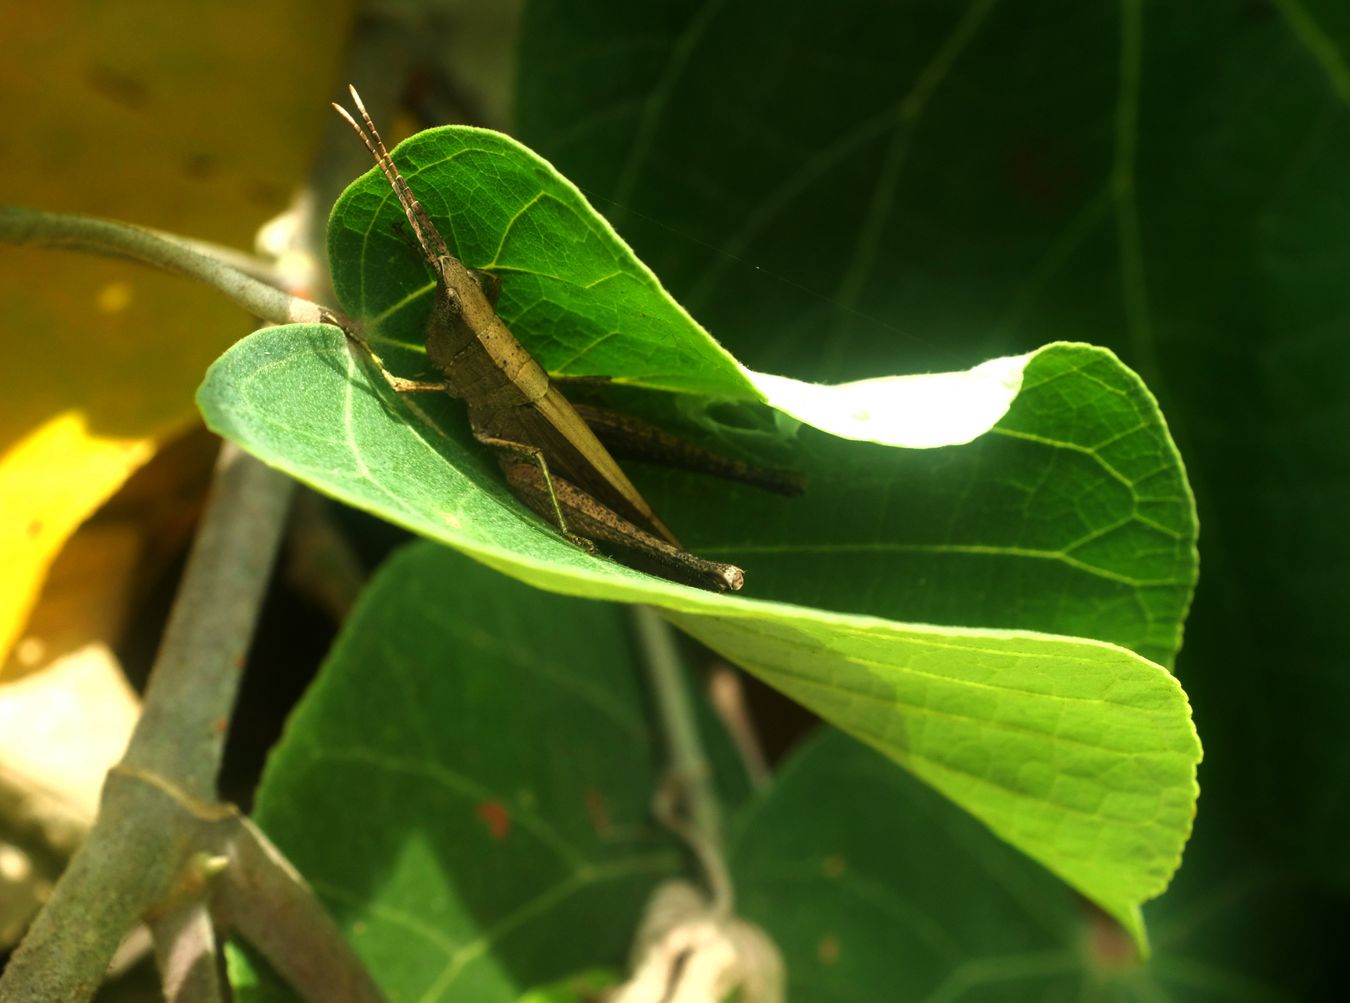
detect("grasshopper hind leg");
top-left (500, 460), bottom-right (744, 593)
top-left (475, 431), bottom-right (597, 553)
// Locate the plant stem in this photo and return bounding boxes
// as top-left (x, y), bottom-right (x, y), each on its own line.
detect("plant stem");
top-left (0, 774), bottom-right (176, 1003)
top-left (122, 445), bottom-right (294, 798)
top-left (213, 818), bottom-right (387, 1003)
top-left (632, 606), bottom-right (733, 913)
top-left (0, 446), bottom-right (293, 1001)
top-left (0, 206), bottom-right (336, 328)
top-left (284, 491), bottom-right (369, 622)
top-left (707, 664), bottom-right (771, 790)
top-left (150, 899), bottom-right (225, 1003)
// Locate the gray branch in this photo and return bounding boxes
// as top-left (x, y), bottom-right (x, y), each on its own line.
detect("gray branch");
top-left (0, 447), bottom-right (292, 1001)
top-left (0, 206), bottom-right (333, 328)
top-left (151, 896), bottom-right (225, 1003)
top-left (632, 607), bottom-right (733, 914)
top-left (0, 19), bottom-right (427, 1003)
top-left (212, 817), bottom-right (388, 1003)
top-left (120, 446), bottom-right (292, 799)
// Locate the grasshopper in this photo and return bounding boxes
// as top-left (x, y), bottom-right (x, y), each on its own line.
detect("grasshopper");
top-left (333, 86), bottom-right (800, 592)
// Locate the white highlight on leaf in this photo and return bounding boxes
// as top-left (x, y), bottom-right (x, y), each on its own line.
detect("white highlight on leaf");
top-left (744, 352), bottom-right (1032, 448)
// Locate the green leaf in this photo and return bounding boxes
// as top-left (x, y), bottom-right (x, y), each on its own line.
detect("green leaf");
top-left (318, 126), bottom-right (1195, 667)
top-left (326, 126), bottom-right (748, 400)
top-left (200, 114), bottom-right (1200, 941)
top-left (229, 545), bottom-right (689, 1002)
top-left (198, 326), bottom-right (1197, 943)
top-left (326, 125), bottom-right (1026, 448)
top-left (515, 0), bottom-right (1350, 908)
top-left (673, 608), bottom-right (1196, 951)
top-left (200, 327), bottom-right (1194, 666)
top-left (732, 729), bottom-right (1344, 1001)
top-left (731, 730), bottom-right (1083, 998)
top-left (225, 540), bottom-right (1297, 1001)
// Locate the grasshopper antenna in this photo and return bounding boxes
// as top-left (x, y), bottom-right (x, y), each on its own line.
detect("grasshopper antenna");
top-left (332, 84), bottom-right (451, 263)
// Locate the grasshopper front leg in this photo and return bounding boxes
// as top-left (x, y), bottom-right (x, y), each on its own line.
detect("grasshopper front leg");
top-left (384, 375), bottom-right (453, 394)
top-left (340, 326), bottom-right (453, 396)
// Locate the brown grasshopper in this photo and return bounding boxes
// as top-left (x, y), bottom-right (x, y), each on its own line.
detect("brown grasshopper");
top-left (332, 86), bottom-right (801, 592)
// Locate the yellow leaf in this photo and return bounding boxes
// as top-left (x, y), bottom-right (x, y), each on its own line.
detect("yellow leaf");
top-left (0, 0), bottom-right (356, 657)
top-left (0, 413), bottom-right (154, 666)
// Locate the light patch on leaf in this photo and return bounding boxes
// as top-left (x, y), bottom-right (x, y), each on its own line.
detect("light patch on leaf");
top-left (744, 352), bottom-right (1030, 448)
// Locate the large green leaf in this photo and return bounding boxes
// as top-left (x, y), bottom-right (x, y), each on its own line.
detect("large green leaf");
top-left (326, 124), bottom-right (1026, 449)
top-left (198, 119), bottom-right (1199, 939)
top-left (229, 544), bottom-right (700, 1001)
top-left (731, 729), bottom-right (1084, 1001)
top-left (515, 0), bottom-right (1350, 910)
top-left (326, 126), bottom-right (748, 399)
top-left (318, 127), bottom-right (1196, 665)
top-left (199, 322), bottom-right (1197, 942)
top-left (732, 728), bottom-right (1347, 1001)
top-left (227, 545), bottom-right (1304, 1001)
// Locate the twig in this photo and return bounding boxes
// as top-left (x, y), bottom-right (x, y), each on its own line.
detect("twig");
top-left (0, 21), bottom-right (421, 1003)
top-left (212, 818), bottom-right (387, 1003)
top-left (617, 617), bottom-right (786, 1002)
top-left (0, 446), bottom-right (293, 1001)
top-left (0, 206), bottom-right (336, 328)
top-left (164, 232), bottom-right (288, 287)
top-left (0, 772), bottom-right (179, 1002)
top-left (150, 896), bottom-right (225, 1003)
top-left (0, 45), bottom-right (414, 998)
top-left (706, 664), bottom-right (771, 790)
top-left (631, 607), bottom-right (733, 914)
top-left (284, 491), bottom-right (369, 622)
top-left (120, 446), bottom-right (293, 797)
